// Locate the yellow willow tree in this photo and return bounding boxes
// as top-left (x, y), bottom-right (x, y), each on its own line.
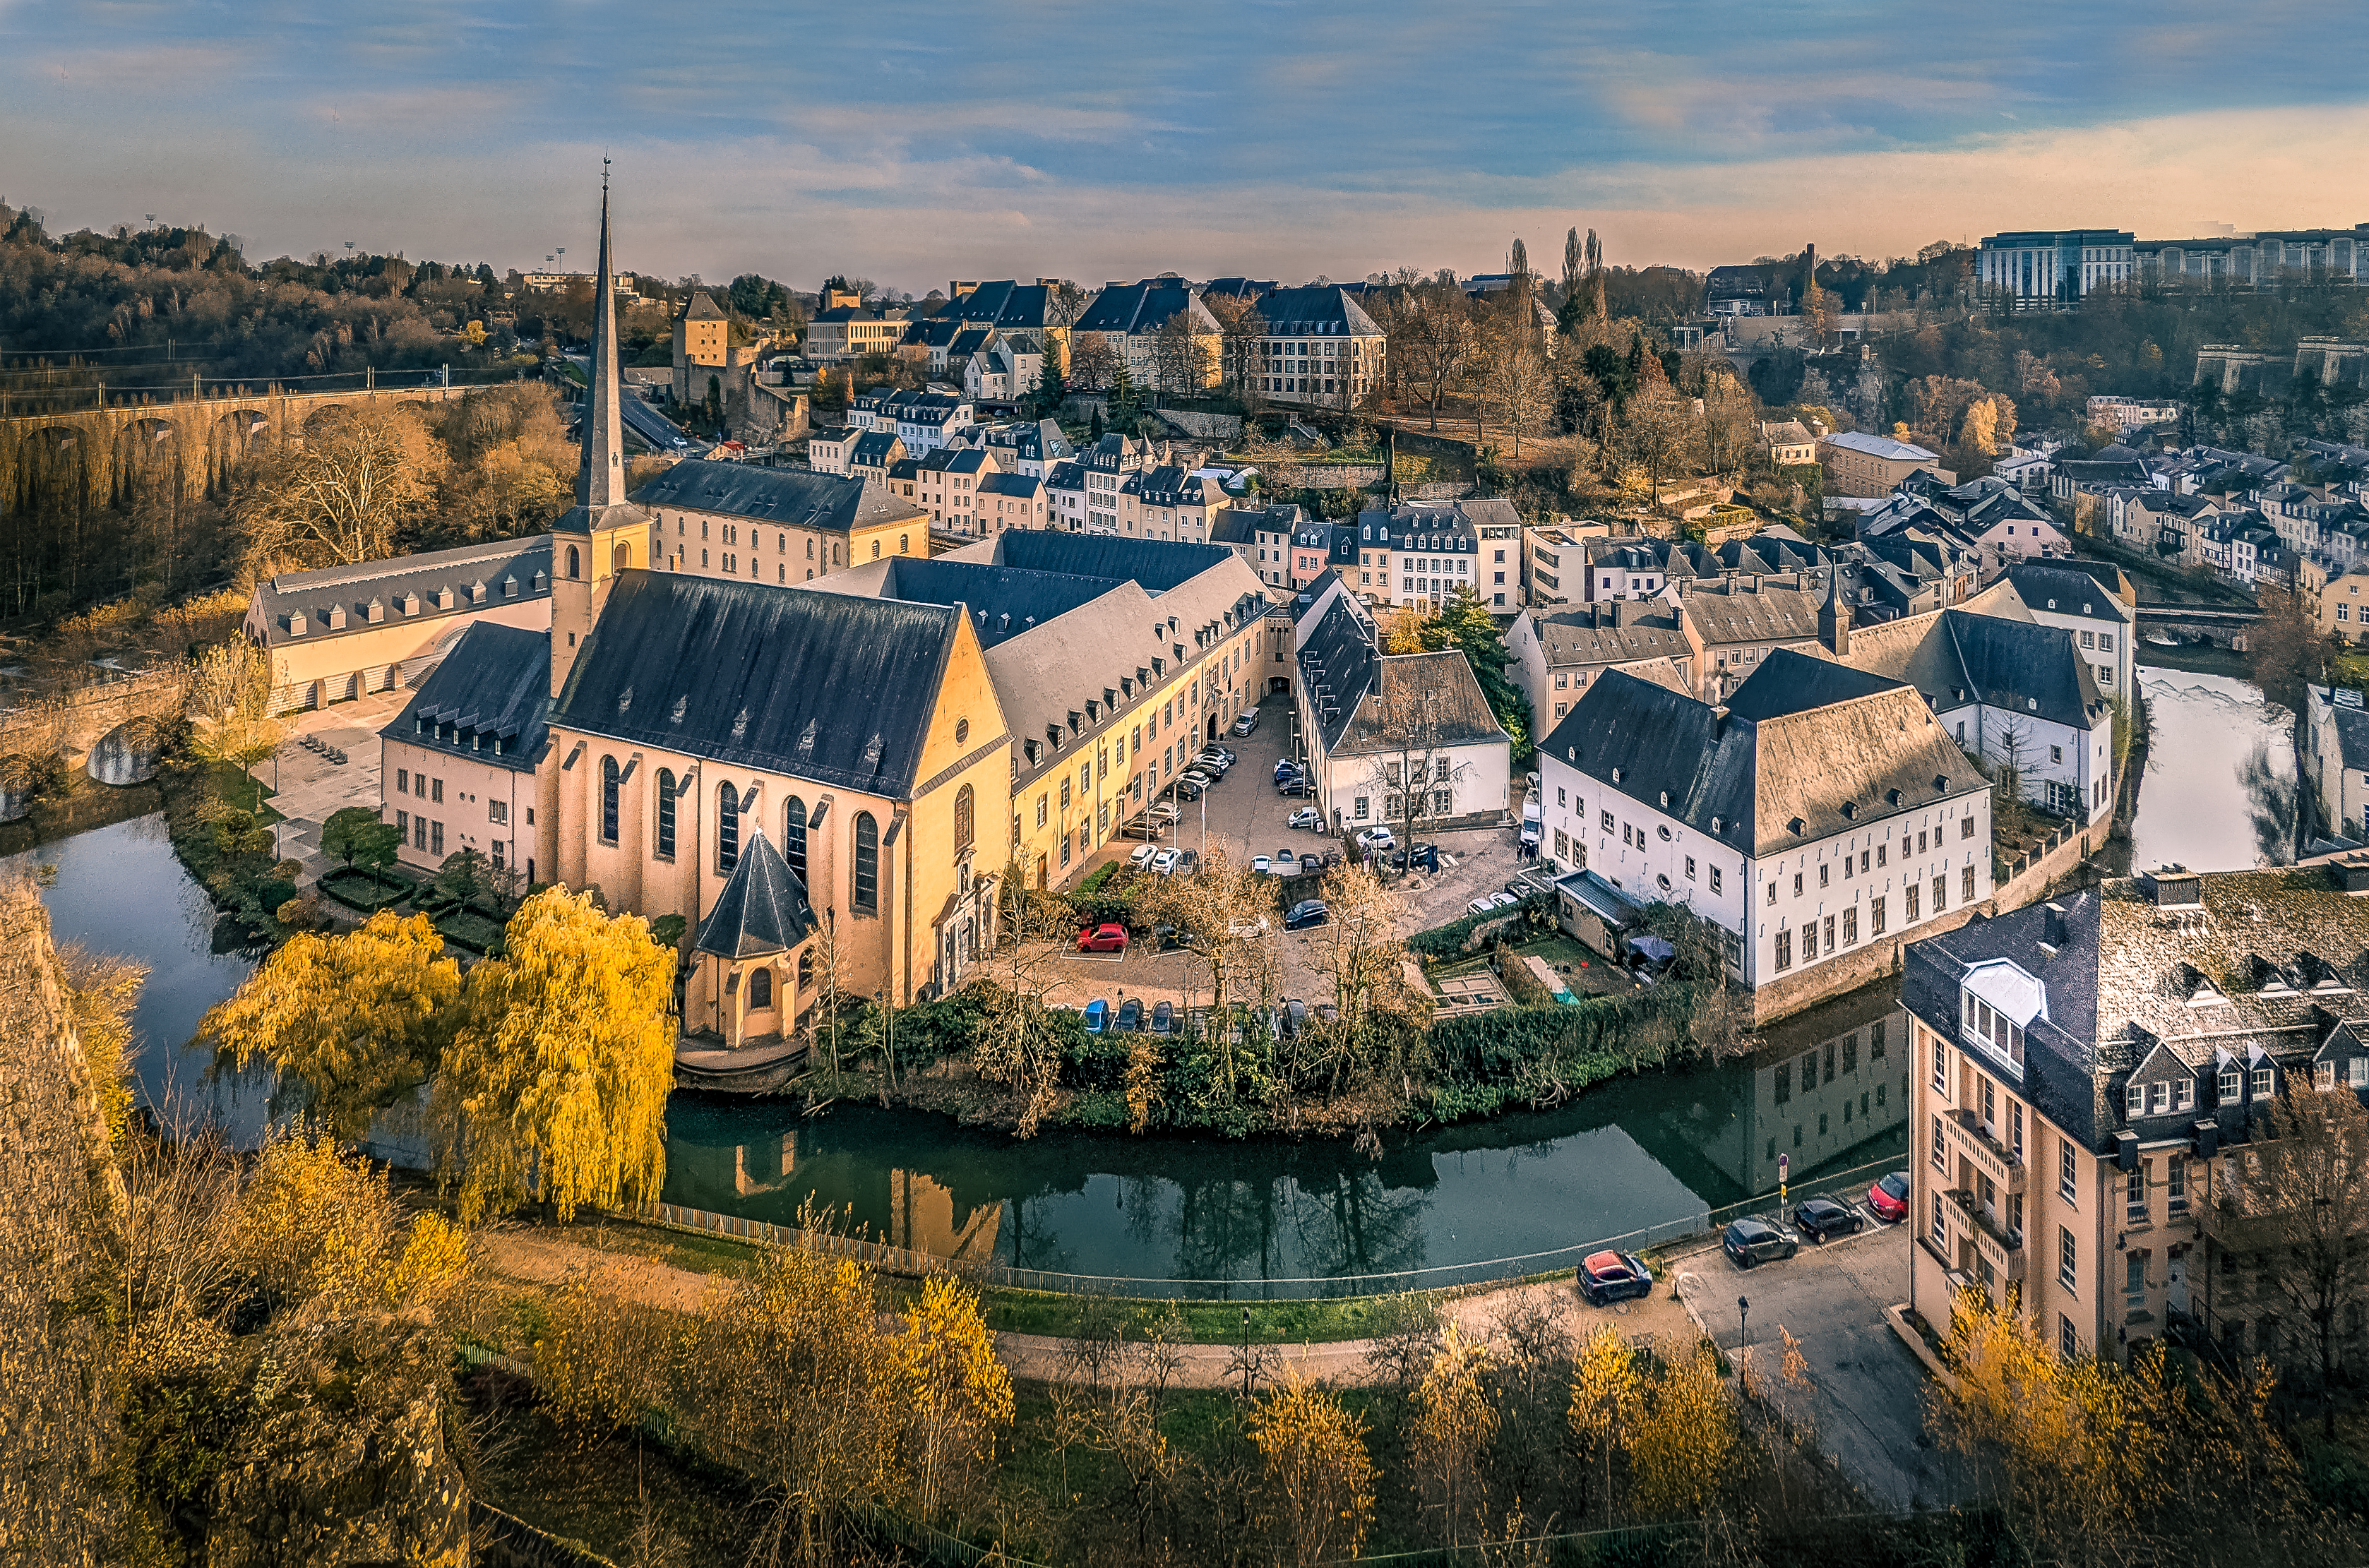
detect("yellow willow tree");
top-left (1249, 1375), bottom-right (1377, 1567)
top-left (433, 888), bottom-right (676, 1222)
top-left (203, 911), bottom-right (463, 1139)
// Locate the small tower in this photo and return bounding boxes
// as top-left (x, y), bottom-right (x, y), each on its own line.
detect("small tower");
top-left (551, 176), bottom-right (652, 700)
top-left (1819, 565), bottom-right (1853, 657)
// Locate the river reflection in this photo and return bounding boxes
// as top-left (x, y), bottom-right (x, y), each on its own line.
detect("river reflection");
top-left (4, 813), bottom-right (272, 1143)
top-left (664, 985), bottom-right (1911, 1290)
top-left (2134, 669), bottom-right (2296, 872)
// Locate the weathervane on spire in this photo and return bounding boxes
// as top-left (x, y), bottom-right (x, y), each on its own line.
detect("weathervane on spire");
top-left (602, 153), bottom-right (611, 191)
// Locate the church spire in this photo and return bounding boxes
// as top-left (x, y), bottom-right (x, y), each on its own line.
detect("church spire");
top-left (1819, 563), bottom-right (1852, 657)
top-left (575, 177), bottom-right (626, 513)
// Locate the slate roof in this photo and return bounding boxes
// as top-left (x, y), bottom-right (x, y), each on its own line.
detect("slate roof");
top-left (854, 558), bottom-right (1118, 647)
top-left (553, 571), bottom-right (961, 797)
top-left (1526, 602), bottom-right (1690, 669)
top-left (1251, 286), bottom-right (1383, 337)
top-left (978, 472), bottom-right (1044, 501)
top-left (1074, 280), bottom-right (1212, 336)
top-left (1823, 430), bottom-right (1940, 463)
top-left (1904, 872), bottom-right (2369, 1150)
top-left (633, 460), bottom-right (921, 532)
top-left (1673, 582), bottom-right (1824, 647)
top-left (684, 291), bottom-right (727, 321)
top-left (693, 828), bottom-right (818, 959)
top-left (2001, 563), bottom-right (2134, 624)
top-left (1721, 653), bottom-right (1900, 722)
top-left (381, 621), bottom-right (552, 770)
top-left (246, 534), bottom-right (554, 647)
top-left (1296, 597), bottom-right (1504, 757)
top-left (849, 431), bottom-right (903, 467)
top-left (965, 531), bottom-right (1240, 592)
top-left (2329, 702), bottom-right (2369, 772)
top-left (1837, 609), bottom-right (2105, 730)
top-left (1541, 652), bottom-right (1984, 858)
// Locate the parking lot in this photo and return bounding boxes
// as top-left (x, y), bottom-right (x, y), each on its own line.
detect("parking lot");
top-left (1056, 693), bottom-right (1540, 1005)
top-left (1676, 1201), bottom-right (1966, 1509)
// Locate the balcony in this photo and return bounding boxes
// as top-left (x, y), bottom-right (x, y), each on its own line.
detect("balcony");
top-left (1943, 1109), bottom-right (2028, 1195)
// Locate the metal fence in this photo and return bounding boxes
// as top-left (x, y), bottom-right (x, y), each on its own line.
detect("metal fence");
top-left (611, 1146), bottom-right (1911, 1303)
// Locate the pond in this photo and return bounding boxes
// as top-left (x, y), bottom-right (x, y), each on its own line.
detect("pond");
top-left (2131, 666), bottom-right (2296, 873)
top-left (6, 813), bottom-right (271, 1142)
top-left (32, 812), bottom-right (1911, 1293)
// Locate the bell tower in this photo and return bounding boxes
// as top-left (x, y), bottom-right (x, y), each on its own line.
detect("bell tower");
top-left (551, 170), bottom-right (653, 699)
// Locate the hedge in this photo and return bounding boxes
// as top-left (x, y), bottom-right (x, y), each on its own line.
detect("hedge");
top-left (434, 908), bottom-right (508, 955)
top-left (318, 866), bottom-right (415, 913)
top-left (1428, 998), bottom-right (1623, 1079)
top-left (1405, 892), bottom-right (1548, 958)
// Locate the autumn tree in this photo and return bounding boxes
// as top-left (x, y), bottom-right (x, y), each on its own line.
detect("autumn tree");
top-left (2217, 1082), bottom-right (2369, 1435)
top-left (1306, 860), bottom-right (1404, 1089)
top-left (1627, 1338), bottom-right (1734, 1519)
top-left (1409, 1324), bottom-right (1496, 1547)
top-left (184, 636), bottom-right (288, 803)
top-left (895, 1276), bottom-right (1016, 1526)
top-left (1249, 1377), bottom-right (1377, 1566)
top-left (431, 887), bottom-right (676, 1221)
top-left (1137, 851), bottom-right (1275, 1105)
top-left (1568, 1323), bottom-right (1644, 1524)
top-left (231, 400), bottom-right (447, 571)
top-left (203, 910), bottom-right (463, 1139)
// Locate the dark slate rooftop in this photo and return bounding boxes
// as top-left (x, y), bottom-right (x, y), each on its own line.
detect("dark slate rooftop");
top-left (1250, 285), bottom-right (1383, 337)
top-left (1723, 649), bottom-right (1901, 723)
top-left (873, 558), bottom-right (1118, 647)
top-left (2003, 561), bottom-right (2134, 624)
top-left (980, 532), bottom-right (1239, 592)
top-left (1542, 658), bottom-right (1983, 858)
top-left (633, 460), bottom-right (921, 532)
top-left (1296, 596), bottom-right (1504, 756)
top-left (693, 828), bottom-right (818, 959)
top-left (381, 621), bottom-right (552, 770)
top-left (553, 571), bottom-right (960, 797)
top-left (247, 534), bottom-right (553, 647)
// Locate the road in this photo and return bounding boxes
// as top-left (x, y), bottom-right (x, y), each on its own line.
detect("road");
top-left (1676, 1218), bottom-right (1967, 1510)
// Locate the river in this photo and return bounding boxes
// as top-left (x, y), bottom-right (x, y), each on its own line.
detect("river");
top-left (2130, 665), bottom-right (2297, 873)
top-left (14, 810), bottom-right (1911, 1293)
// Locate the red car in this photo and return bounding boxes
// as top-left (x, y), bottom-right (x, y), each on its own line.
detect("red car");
top-left (1076, 923), bottom-right (1129, 953)
top-left (1868, 1171), bottom-right (1911, 1223)
top-left (1577, 1249), bottom-right (1654, 1306)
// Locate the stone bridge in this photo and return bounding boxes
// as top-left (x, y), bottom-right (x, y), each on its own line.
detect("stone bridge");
top-left (0, 382), bottom-right (487, 512)
top-left (2135, 603), bottom-right (2262, 652)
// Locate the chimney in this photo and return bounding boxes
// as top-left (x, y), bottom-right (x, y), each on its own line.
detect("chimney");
top-left (2147, 865), bottom-right (2202, 908)
top-left (2042, 901), bottom-right (2068, 948)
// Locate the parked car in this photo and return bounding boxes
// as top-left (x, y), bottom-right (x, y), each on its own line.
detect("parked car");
top-left (1251, 854), bottom-right (1273, 876)
top-left (1082, 998), bottom-right (1109, 1034)
top-left (1867, 1171), bottom-right (1911, 1223)
top-left (1232, 710), bottom-right (1260, 736)
top-left (1272, 848), bottom-right (1299, 874)
top-left (1297, 853), bottom-right (1324, 874)
top-left (1273, 759), bottom-right (1303, 783)
top-left (1115, 997), bottom-right (1143, 1032)
top-left (1356, 826), bottom-right (1396, 851)
top-left (1388, 842), bottom-right (1439, 873)
top-left (1193, 752), bottom-right (1232, 776)
top-left (1313, 1001), bottom-right (1339, 1024)
top-left (1504, 880), bottom-right (1533, 900)
top-left (1150, 1000), bottom-right (1176, 1034)
top-left (1152, 923), bottom-right (1196, 951)
top-left (1277, 777), bottom-right (1313, 797)
top-left (1722, 1216), bottom-right (1801, 1269)
top-left (1180, 768), bottom-right (1215, 790)
top-left (1200, 747), bottom-right (1237, 768)
top-left (1279, 997), bottom-right (1308, 1036)
top-left (1287, 806), bottom-right (1323, 830)
top-left (1320, 850), bottom-right (1344, 869)
top-left (1150, 848), bottom-right (1180, 875)
top-left (1284, 898), bottom-right (1330, 930)
top-left (1793, 1197), bottom-right (1864, 1243)
top-left (1467, 897), bottom-right (1496, 914)
top-left (1490, 892), bottom-right (1523, 909)
top-left (1175, 848), bottom-right (1200, 873)
top-left (1077, 923), bottom-right (1129, 953)
top-left (1227, 916), bottom-right (1272, 939)
top-left (1577, 1250), bottom-right (1655, 1307)
top-left (1128, 843), bottom-right (1157, 868)
top-left (1146, 803), bottom-right (1181, 825)
top-left (1176, 778), bottom-right (1205, 802)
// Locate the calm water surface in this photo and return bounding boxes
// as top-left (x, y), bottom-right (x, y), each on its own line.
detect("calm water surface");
top-left (40, 813), bottom-right (1909, 1288)
top-left (2132, 666), bottom-right (2295, 873)
top-left (6, 813), bottom-right (271, 1142)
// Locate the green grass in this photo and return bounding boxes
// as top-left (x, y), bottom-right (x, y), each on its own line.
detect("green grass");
top-left (202, 760), bottom-right (282, 820)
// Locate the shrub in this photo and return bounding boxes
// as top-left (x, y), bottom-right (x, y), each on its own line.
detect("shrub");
top-left (1405, 894), bottom-right (1546, 958)
top-left (318, 867), bottom-right (412, 912)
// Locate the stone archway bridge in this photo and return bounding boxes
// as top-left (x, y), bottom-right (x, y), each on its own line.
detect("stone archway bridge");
top-left (0, 381), bottom-right (482, 460)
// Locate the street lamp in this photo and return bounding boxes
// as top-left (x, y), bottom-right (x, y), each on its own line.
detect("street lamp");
top-left (1738, 1295), bottom-right (1750, 1356)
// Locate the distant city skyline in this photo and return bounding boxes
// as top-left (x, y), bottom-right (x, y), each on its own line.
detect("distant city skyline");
top-left (7, 4), bottom-right (2369, 291)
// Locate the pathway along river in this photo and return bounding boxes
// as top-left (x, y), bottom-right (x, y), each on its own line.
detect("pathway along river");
top-left (17, 810), bottom-right (1917, 1294)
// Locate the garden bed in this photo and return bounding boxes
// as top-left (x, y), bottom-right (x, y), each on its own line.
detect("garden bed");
top-left (434, 906), bottom-right (508, 954)
top-left (318, 866), bottom-right (417, 912)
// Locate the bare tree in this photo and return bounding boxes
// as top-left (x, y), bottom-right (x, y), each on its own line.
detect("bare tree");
top-left (1620, 390), bottom-right (1695, 504)
top-left (1068, 331), bottom-right (1119, 393)
top-left (1306, 861), bottom-right (1405, 1093)
top-left (2216, 1082), bottom-right (2369, 1436)
top-left (1354, 683), bottom-right (1470, 868)
top-left (1137, 851), bottom-right (1276, 1105)
top-left (1399, 277), bottom-right (1475, 432)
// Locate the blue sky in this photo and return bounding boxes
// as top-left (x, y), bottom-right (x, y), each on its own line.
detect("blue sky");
top-left (6, 2), bottom-right (2369, 290)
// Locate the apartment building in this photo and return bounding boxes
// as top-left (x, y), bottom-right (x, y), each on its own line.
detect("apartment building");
top-left (1822, 430), bottom-right (1955, 498)
top-left (1902, 866), bottom-right (2369, 1371)
top-left (1246, 286), bottom-right (1388, 410)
